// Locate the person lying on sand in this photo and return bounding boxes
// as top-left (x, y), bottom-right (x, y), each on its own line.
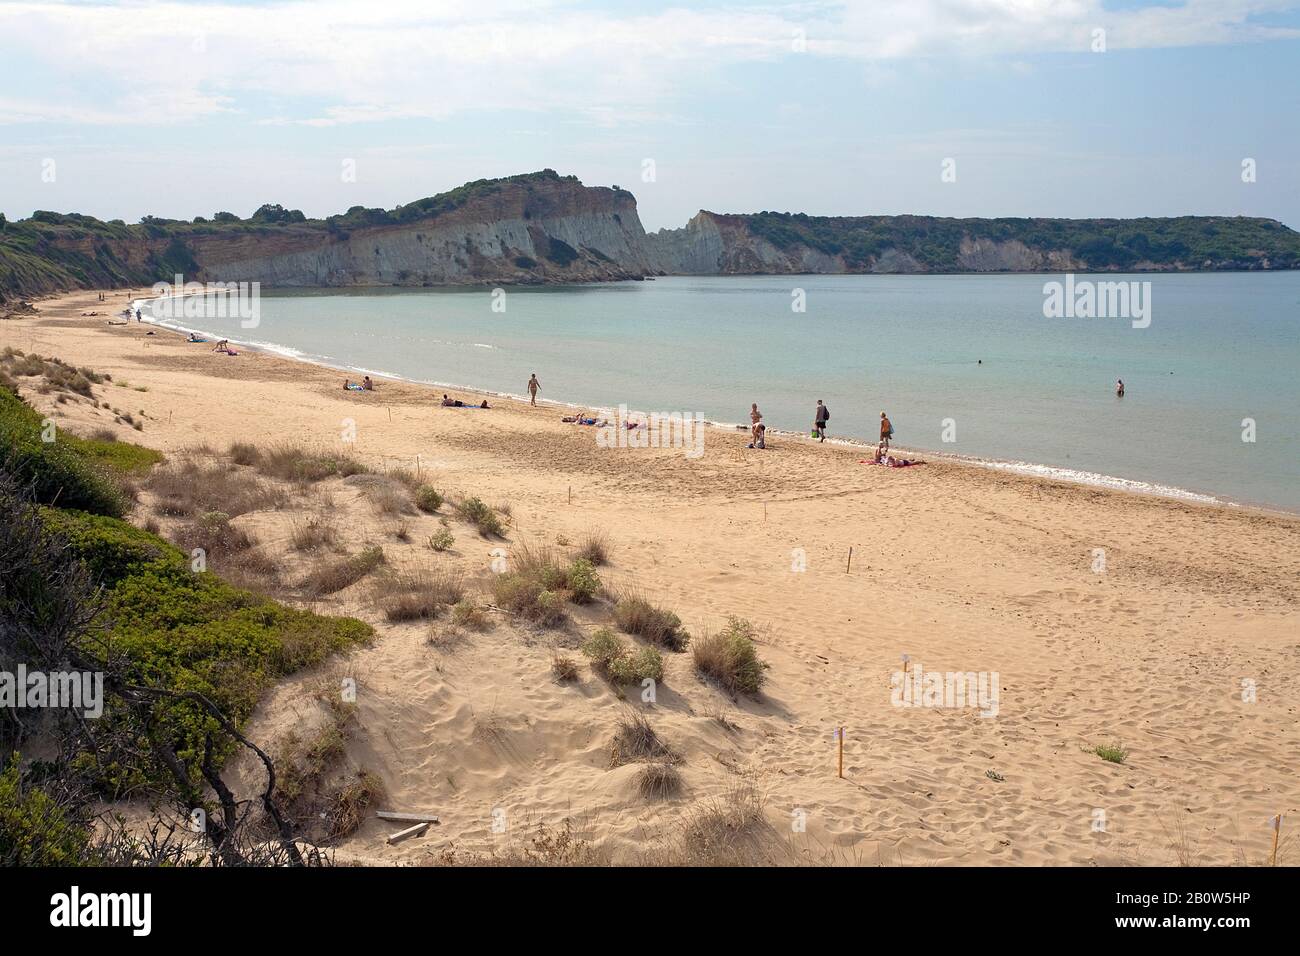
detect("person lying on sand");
top-left (345, 379), bottom-right (366, 391)
top-left (187, 332), bottom-right (205, 343)
top-left (885, 454), bottom-right (923, 467)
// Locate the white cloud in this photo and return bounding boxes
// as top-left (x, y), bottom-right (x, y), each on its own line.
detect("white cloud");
top-left (0, 0), bottom-right (1296, 126)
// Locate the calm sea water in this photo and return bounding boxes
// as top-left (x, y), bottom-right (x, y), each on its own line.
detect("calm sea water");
top-left (142, 273), bottom-right (1300, 511)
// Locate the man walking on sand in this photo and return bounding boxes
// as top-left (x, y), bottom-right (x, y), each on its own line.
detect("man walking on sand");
top-left (527, 373), bottom-right (540, 406)
top-left (880, 411), bottom-right (893, 450)
top-left (814, 400), bottom-right (829, 442)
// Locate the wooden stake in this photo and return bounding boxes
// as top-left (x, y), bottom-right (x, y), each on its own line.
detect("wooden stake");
top-left (376, 811), bottom-right (440, 825)
top-left (837, 727), bottom-right (844, 779)
top-left (846, 547), bottom-right (853, 573)
top-left (387, 405), bottom-right (392, 422)
top-left (568, 485), bottom-right (572, 505)
top-left (1269, 814), bottom-right (1282, 866)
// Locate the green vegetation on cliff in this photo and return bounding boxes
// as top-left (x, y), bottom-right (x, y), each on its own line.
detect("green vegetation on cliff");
top-left (739, 211), bottom-right (1300, 271)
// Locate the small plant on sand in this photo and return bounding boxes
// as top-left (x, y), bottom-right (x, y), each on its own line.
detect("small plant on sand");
top-left (692, 617), bottom-right (767, 696)
top-left (304, 545), bottom-right (386, 596)
top-left (450, 600), bottom-right (489, 630)
top-left (489, 543), bottom-right (571, 625)
top-left (582, 628), bottom-right (664, 685)
top-left (428, 527), bottom-right (454, 552)
top-left (415, 485), bottom-right (443, 513)
top-left (1093, 742), bottom-right (1129, 764)
top-left (575, 530), bottom-right (610, 566)
top-left (370, 568), bottom-right (464, 622)
top-left (290, 513), bottom-right (339, 552)
top-left (565, 558), bottom-right (600, 604)
top-left (614, 595), bottom-right (689, 651)
top-left (228, 441), bottom-right (261, 466)
top-left (183, 510), bottom-right (255, 558)
top-left (610, 711), bottom-right (679, 768)
top-left (551, 653), bottom-right (579, 683)
top-left (458, 496), bottom-right (504, 537)
top-left (636, 761), bottom-right (683, 800)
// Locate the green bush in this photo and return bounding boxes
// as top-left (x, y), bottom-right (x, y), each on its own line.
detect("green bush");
top-left (0, 761), bottom-right (92, 866)
top-left (566, 558), bottom-right (600, 603)
top-left (0, 386), bottom-right (128, 517)
top-left (37, 509), bottom-right (373, 794)
top-left (415, 485), bottom-right (443, 513)
top-left (692, 617), bottom-right (767, 695)
top-left (428, 527), bottom-right (454, 552)
top-left (609, 646), bottom-right (664, 685)
top-left (581, 628), bottom-right (663, 685)
top-left (457, 496), bottom-right (503, 536)
top-left (581, 627), bottom-right (624, 667)
top-left (61, 433), bottom-right (162, 476)
top-left (614, 596), bottom-right (689, 651)
top-left (38, 506), bottom-right (183, 586)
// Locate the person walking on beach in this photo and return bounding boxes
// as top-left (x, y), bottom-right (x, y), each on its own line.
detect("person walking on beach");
top-left (814, 400), bottom-right (829, 442)
top-left (880, 411), bottom-right (893, 450)
top-left (1116, 378), bottom-right (1125, 397)
top-left (527, 373), bottom-right (541, 406)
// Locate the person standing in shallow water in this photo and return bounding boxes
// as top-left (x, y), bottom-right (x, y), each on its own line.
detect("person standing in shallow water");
top-left (1116, 378), bottom-right (1125, 397)
top-left (527, 373), bottom-right (540, 406)
top-left (879, 411), bottom-right (893, 450)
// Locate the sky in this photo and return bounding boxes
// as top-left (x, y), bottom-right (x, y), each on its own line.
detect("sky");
top-left (1, 0), bottom-right (1298, 231)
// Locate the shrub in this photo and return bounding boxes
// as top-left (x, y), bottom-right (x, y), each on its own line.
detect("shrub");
top-left (181, 511), bottom-right (256, 559)
top-left (257, 442), bottom-right (366, 483)
top-left (582, 628), bottom-right (662, 685)
top-left (635, 761), bottom-right (683, 800)
top-left (614, 596), bottom-right (689, 651)
top-left (581, 627), bottom-right (624, 669)
top-left (0, 762), bottom-right (92, 866)
top-left (0, 385), bottom-right (128, 517)
top-left (428, 527), bottom-right (454, 552)
top-left (692, 617), bottom-right (767, 695)
top-left (146, 458), bottom-right (285, 518)
top-left (575, 530), bottom-right (610, 566)
top-left (551, 654), bottom-right (579, 682)
top-left (290, 514), bottom-right (338, 552)
top-left (62, 433), bottom-right (162, 476)
top-left (609, 712), bottom-right (678, 767)
top-left (370, 569), bottom-right (463, 622)
top-left (37, 506), bottom-right (182, 587)
top-left (458, 496), bottom-right (503, 537)
top-left (565, 558), bottom-right (600, 604)
top-left (450, 600), bottom-right (488, 630)
top-left (414, 485), bottom-right (443, 513)
top-left (609, 646), bottom-right (664, 685)
top-left (228, 441), bottom-right (261, 466)
top-left (1094, 742), bottom-right (1129, 764)
top-left (303, 546), bottom-right (386, 596)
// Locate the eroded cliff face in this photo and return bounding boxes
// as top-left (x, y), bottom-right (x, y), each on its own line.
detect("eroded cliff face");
top-left (191, 180), bottom-right (655, 287)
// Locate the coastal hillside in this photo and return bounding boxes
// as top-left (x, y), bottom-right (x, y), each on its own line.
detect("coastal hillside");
top-left (3, 170), bottom-right (1299, 304)
top-left (643, 210), bottom-right (1300, 275)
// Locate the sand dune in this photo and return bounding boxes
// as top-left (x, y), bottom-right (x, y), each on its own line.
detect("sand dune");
top-left (5, 289), bottom-right (1297, 866)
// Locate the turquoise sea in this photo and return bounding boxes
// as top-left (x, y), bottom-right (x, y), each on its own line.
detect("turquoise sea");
top-left (139, 273), bottom-right (1300, 511)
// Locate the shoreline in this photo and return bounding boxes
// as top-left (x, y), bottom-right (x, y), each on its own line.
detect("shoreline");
top-left (128, 292), bottom-right (1285, 518)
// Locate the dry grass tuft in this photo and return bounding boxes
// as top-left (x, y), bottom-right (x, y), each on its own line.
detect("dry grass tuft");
top-left (303, 546), bottom-right (386, 596)
top-left (610, 711), bottom-right (679, 768)
top-left (146, 456), bottom-right (287, 518)
top-left (574, 529), bottom-right (611, 566)
top-left (692, 617), bottom-right (768, 696)
top-left (369, 568), bottom-right (464, 622)
top-left (636, 761), bottom-right (683, 800)
top-left (290, 513), bottom-right (340, 552)
top-left (613, 593), bottom-right (690, 651)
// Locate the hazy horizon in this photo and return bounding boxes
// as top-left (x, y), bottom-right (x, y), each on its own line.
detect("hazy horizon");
top-left (2, 1), bottom-right (1299, 230)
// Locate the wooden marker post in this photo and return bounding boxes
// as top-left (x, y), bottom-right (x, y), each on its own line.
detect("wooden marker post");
top-left (837, 727), bottom-right (844, 779)
top-left (568, 485), bottom-right (572, 505)
top-left (1270, 814), bottom-right (1282, 866)
top-left (846, 547), bottom-right (853, 574)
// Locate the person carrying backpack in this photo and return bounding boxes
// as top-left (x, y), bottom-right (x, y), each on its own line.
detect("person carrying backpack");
top-left (814, 400), bottom-right (830, 442)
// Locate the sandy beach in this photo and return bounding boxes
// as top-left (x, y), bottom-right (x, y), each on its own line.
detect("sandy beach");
top-left (4, 288), bottom-right (1298, 866)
